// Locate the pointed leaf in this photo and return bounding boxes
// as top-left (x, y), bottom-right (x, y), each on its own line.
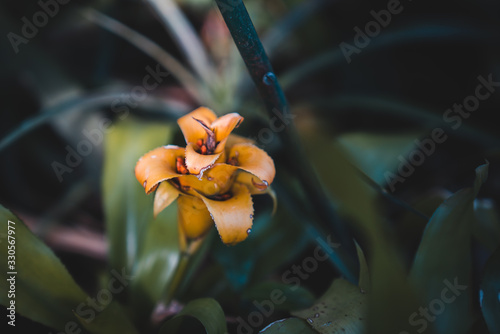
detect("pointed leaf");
top-left (102, 118), bottom-right (171, 274)
top-left (159, 298), bottom-right (227, 334)
top-left (409, 163), bottom-right (489, 333)
top-left (0, 205), bottom-right (138, 333)
top-left (260, 318), bottom-right (318, 334)
top-left (0, 206), bottom-right (87, 330)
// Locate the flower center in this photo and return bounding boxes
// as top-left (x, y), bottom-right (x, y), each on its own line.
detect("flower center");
top-left (209, 192), bottom-right (233, 201)
top-left (176, 156), bottom-right (189, 174)
top-left (193, 118), bottom-right (217, 155)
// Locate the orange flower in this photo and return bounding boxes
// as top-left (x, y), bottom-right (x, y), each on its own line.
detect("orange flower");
top-left (135, 107), bottom-right (275, 246)
top-left (177, 106), bottom-right (244, 176)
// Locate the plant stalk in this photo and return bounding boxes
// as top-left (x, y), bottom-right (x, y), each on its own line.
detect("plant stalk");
top-left (214, 0), bottom-right (359, 282)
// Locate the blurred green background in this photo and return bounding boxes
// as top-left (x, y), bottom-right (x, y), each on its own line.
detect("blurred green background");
top-left (1, 0), bottom-right (500, 333)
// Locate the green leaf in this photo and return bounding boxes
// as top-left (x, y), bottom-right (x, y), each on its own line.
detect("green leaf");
top-left (74, 301), bottom-right (139, 334)
top-left (243, 281), bottom-right (315, 311)
top-left (0, 205), bottom-right (138, 334)
top-left (129, 202), bottom-right (180, 324)
top-left (260, 318), bottom-right (318, 334)
top-left (159, 298), bottom-right (228, 334)
top-left (473, 198), bottom-right (500, 252)
top-left (102, 118), bottom-right (171, 277)
top-left (396, 190), bottom-right (447, 267)
top-left (337, 132), bottom-right (421, 186)
top-left (0, 206), bottom-right (88, 330)
top-left (409, 163), bottom-right (489, 334)
top-left (355, 242), bottom-right (369, 293)
top-left (302, 133), bottom-right (420, 334)
top-left (102, 118), bottom-right (179, 321)
top-left (292, 279), bottom-right (367, 334)
top-left (480, 246), bottom-right (500, 334)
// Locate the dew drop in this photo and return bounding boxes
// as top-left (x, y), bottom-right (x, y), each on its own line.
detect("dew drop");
top-left (210, 213), bottom-right (214, 220)
top-left (246, 228), bottom-right (252, 234)
top-left (249, 214), bottom-right (254, 219)
top-left (143, 181), bottom-right (147, 188)
top-left (314, 313), bottom-right (319, 318)
top-left (307, 318), bottom-right (313, 324)
top-left (262, 180), bottom-right (269, 187)
top-left (262, 72), bottom-right (276, 85)
top-left (151, 155), bottom-right (157, 159)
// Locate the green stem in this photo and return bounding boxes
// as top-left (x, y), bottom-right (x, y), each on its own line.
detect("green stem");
top-left (215, 0), bottom-right (358, 282)
top-left (164, 253), bottom-right (190, 304)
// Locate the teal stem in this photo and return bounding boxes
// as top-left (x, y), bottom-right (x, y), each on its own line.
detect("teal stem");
top-left (215, 0), bottom-right (359, 283)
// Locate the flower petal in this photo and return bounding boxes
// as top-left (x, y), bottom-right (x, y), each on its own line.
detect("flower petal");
top-left (225, 134), bottom-right (255, 151)
top-left (178, 195), bottom-right (214, 240)
top-left (228, 143), bottom-right (275, 187)
top-left (200, 183), bottom-right (254, 245)
top-left (212, 113), bottom-right (244, 153)
top-left (179, 164), bottom-right (238, 196)
top-left (178, 107), bottom-right (217, 145)
top-left (185, 143), bottom-right (222, 176)
top-left (153, 182), bottom-right (180, 218)
top-left (135, 145), bottom-right (185, 194)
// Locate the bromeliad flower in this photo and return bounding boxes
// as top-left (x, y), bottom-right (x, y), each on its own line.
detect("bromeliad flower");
top-left (178, 106), bottom-right (244, 176)
top-left (135, 107), bottom-right (275, 246)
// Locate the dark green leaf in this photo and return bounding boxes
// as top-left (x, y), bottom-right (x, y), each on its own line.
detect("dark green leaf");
top-left (159, 298), bottom-right (227, 334)
top-left (480, 246), bottom-right (500, 334)
top-left (292, 279), bottom-right (366, 334)
top-left (259, 317), bottom-right (318, 334)
top-left (0, 205), bottom-right (88, 331)
top-left (355, 243), bottom-right (369, 293)
top-left (74, 301), bottom-right (139, 334)
top-left (0, 205), bottom-right (138, 334)
top-left (473, 198), bottom-right (500, 252)
top-left (409, 163), bottom-right (489, 334)
top-left (303, 134), bottom-right (420, 334)
top-left (337, 132), bottom-right (421, 186)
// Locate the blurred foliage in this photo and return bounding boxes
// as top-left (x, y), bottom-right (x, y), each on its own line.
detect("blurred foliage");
top-left (1, 0), bottom-right (500, 333)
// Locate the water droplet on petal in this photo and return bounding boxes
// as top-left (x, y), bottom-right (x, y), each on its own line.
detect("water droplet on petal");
top-left (246, 229), bottom-right (252, 234)
top-left (249, 214), bottom-right (254, 219)
top-left (143, 181), bottom-right (147, 188)
top-left (151, 155), bottom-right (157, 159)
top-left (307, 318), bottom-right (313, 324)
top-left (209, 213), bottom-right (214, 220)
top-left (262, 72), bottom-right (276, 85)
top-left (262, 180), bottom-right (269, 187)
